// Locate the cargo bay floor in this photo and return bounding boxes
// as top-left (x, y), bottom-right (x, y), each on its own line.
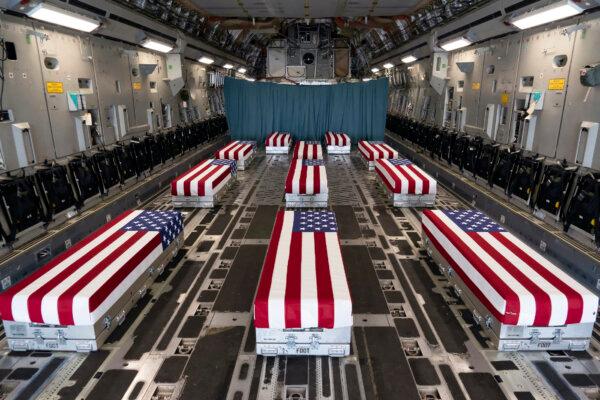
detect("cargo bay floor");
top-left (1, 149), bottom-right (600, 400)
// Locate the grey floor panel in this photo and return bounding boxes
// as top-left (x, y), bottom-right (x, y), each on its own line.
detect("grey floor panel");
top-left (86, 369), bottom-right (137, 400)
top-left (459, 372), bottom-right (508, 400)
top-left (180, 327), bottom-right (245, 400)
top-left (245, 205), bottom-right (279, 239)
top-left (212, 245), bottom-right (268, 312)
top-left (341, 246), bottom-right (388, 314)
top-left (362, 327), bottom-right (421, 400)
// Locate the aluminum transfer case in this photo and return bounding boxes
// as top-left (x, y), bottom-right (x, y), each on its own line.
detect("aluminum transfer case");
top-left (285, 192), bottom-right (328, 208)
top-left (256, 326), bottom-right (351, 356)
top-left (266, 145), bottom-right (291, 155)
top-left (326, 145), bottom-right (351, 155)
top-left (3, 233), bottom-right (183, 352)
top-left (378, 180), bottom-right (436, 208)
top-left (172, 176), bottom-right (235, 208)
top-left (424, 236), bottom-right (595, 351)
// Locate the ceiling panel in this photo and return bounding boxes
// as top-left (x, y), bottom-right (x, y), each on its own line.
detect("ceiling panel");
top-left (191, 0), bottom-right (424, 17)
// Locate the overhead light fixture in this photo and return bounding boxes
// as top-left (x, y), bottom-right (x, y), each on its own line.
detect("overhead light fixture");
top-left (440, 37), bottom-right (472, 51)
top-left (223, 63), bottom-right (234, 69)
top-left (371, 67), bottom-right (380, 73)
top-left (401, 55), bottom-right (417, 64)
top-left (199, 56), bottom-right (214, 65)
top-left (26, 3), bottom-right (100, 33)
top-left (383, 63), bottom-right (394, 69)
top-left (362, 77), bottom-right (372, 82)
top-left (509, 0), bottom-right (583, 30)
top-left (141, 38), bottom-right (174, 53)
top-left (238, 67), bottom-right (247, 74)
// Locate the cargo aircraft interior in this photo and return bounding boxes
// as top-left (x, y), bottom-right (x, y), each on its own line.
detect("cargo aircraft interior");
top-left (0, 0), bottom-right (600, 399)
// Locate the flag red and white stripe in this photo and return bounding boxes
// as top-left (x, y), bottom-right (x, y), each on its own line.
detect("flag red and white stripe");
top-left (266, 132), bottom-right (291, 147)
top-left (358, 140), bottom-right (398, 161)
top-left (171, 159), bottom-right (233, 196)
top-left (254, 211), bottom-right (352, 329)
top-left (325, 132), bottom-right (350, 147)
top-left (285, 160), bottom-right (328, 195)
top-left (375, 159), bottom-right (436, 195)
top-left (293, 141), bottom-right (323, 160)
top-left (215, 141), bottom-right (253, 161)
top-left (0, 210), bottom-right (183, 326)
top-left (422, 209), bottom-right (598, 326)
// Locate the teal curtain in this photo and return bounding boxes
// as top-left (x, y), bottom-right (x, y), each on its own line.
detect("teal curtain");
top-left (223, 77), bottom-right (389, 143)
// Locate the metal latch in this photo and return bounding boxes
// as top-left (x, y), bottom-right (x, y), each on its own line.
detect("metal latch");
top-left (452, 285), bottom-right (462, 298)
top-left (310, 334), bottom-right (320, 349)
top-left (286, 334), bottom-right (297, 348)
top-left (484, 316), bottom-right (493, 329)
top-left (57, 329), bottom-right (66, 344)
top-left (33, 329), bottom-right (44, 344)
top-left (553, 328), bottom-right (563, 344)
top-left (530, 329), bottom-right (541, 344)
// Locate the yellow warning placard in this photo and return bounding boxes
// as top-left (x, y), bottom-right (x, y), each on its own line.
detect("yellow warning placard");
top-left (46, 81), bottom-right (64, 94)
top-left (471, 82), bottom-right (481, 90)
top-left (501, 92), bottom-right (509, 106)
top-left (548, 78), bottom-right (565, 91)
top-left (132, 82), bottom-right (142, 90)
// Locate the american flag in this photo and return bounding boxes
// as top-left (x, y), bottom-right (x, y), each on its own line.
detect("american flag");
top-left (388, 158), bottom-right (413, 166)
top-left (171, 159), bottom-right (235, 196)
top-left (212, 159), bottom-right (237, 176)
top-left (375, 158), bottom-right (436, 195)
top-left (325, 131), bottom-right (351, 147)
top-left (265, 132), bottom-right (291, 147)
top-left (215, 141), bottom-right (254, 161)
top-left (254, 211), bottom-right (352, 329)
top-left (358, 140), bottom-right (398, 161)
top-left (123, 210), bottom-right (183, 249)
top-left (422, 209), bottom-right (598, 327)
top-left (293, 141), bottom-right (323, 160)
top-left (0, 210), bottom-right (183, 326)
top-left (285, 159), bottom-right (328, 195)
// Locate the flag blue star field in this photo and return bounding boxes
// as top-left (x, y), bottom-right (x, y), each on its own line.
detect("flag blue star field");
top-left (292, 211), bottom-right (338, 233)
top-left (212, 159), bottom-right (237, 176)
top-left (123, 210), bottom-right (184, 248)
top-left (239, 140), bottom-right (257, 148)
top-left (303, 159), bottom-right (326, 166)
top-left (388, 158), bottom-right (413, 166)
top-left (443, 209), bottom-right (506, 233)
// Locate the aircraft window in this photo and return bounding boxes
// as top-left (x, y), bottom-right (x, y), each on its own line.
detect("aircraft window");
top-left (131, 67), bottom-right (139, 77)
top-left (115, 80), bottom-right (121, 94)
top-left (5, 41), bottom-right (17, 60)
top-left (44, 57), bottom-right (59, 70)
top-left (78, 78), bottom-right (92, 90)
top-left (486, 65), bottom-right (495, 74)
top-left (553, 55), bottom-right (568, 68)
